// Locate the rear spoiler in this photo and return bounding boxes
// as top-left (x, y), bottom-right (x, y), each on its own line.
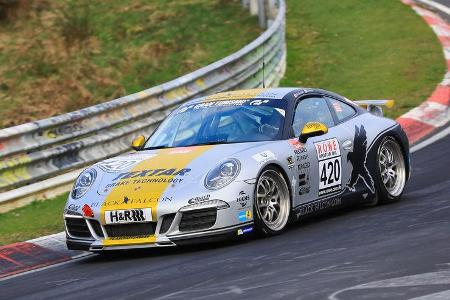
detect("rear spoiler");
top-left (353, 99), bottom-right (395, 117)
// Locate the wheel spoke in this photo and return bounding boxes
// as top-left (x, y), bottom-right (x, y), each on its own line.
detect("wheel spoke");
top-left (256, 170), bottom-right (290, 231)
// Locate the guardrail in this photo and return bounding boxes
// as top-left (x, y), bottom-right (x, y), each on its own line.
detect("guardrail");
top-left (0, 0), bottom-right (286, 211)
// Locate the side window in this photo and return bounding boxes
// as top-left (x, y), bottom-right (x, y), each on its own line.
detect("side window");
top-left (328, 98), bottom-right (356, 122)
top-left (292, 97), bottom-right (334, 136)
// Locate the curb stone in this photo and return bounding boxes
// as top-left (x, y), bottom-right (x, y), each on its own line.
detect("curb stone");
top-left (0, 232), bottom-right (88, 279)
top-left (397, 0), bottom-right (450, 145)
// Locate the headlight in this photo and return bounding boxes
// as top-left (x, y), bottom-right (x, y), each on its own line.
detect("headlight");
top-left (71, 168), bottom-right (97, 199)
top-left (204, 159), bottom-right (240, 190)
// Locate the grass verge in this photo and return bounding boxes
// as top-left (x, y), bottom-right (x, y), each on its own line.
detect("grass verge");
top-left (282, 0), bottom-right (445, 119)
top-left (0, 0), bottom-right (260, 127)
top-left (0, 194), bottom-right (67, 246)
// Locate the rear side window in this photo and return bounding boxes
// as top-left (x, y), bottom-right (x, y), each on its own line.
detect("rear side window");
top-left (328, 98), bottom-right (356, 122)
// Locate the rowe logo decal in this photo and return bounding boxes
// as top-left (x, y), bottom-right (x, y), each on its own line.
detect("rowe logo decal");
top-left (315, 138), bottom-right (340, 160)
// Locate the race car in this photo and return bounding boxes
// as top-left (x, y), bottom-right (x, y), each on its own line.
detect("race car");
top-left (64, 88), bottom-right (410, 252)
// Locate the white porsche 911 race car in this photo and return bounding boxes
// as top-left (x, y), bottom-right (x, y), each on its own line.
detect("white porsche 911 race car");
top-left (64, 88), bottom-right (410, 252)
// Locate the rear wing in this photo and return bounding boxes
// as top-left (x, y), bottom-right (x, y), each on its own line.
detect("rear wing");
top-left (353, 99), bottom-right (395, 117)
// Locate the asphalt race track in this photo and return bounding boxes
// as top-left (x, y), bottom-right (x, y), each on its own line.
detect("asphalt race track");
top-left (0, 129), bottom-right (449, 299)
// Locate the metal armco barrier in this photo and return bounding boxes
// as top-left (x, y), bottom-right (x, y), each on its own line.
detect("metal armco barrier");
top-left (0, 0), bottom-right (286, 211)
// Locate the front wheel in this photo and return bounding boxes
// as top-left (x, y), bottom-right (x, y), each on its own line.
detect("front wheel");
top-left (375, 137), bottom-right (407, 203)
top-left (253, 168), bottom-right (291, 236)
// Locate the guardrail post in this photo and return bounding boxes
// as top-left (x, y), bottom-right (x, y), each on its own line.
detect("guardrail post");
top-left (257, 0), bottom-right (267, 29)
top-left (249, 0), bottom-right (258, 16)
top-left (267, 0), bottom-right (277, 19)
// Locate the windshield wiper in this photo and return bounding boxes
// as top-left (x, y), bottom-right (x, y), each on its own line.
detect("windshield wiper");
top-left (142, 141), bottom-right (227, 151)
top-left (141, 145), bottom-right (170, 150)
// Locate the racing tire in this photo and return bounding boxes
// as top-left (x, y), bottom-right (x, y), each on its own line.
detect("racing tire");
top-left (374, 136), bottom-right (407, 204)
top-left (253, 167), bottom-right (291, 236)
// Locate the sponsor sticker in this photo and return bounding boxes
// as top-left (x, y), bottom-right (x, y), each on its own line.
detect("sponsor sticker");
top-left (332, 101), bottom-right (343, 112)
top-left (97, 159), bottom-right (142, 173)
top-left (288, 138), bottom-right (304, 151)
top-left (296, 197), bottom-right (342, 217)
top-left (252, 150), bottom-right (275, 163)
top-left (296, 154), bottom-right (308, 161)
top-left (237, 226), bottom-right (254, 236)
top-left (105, 208), bottom-right (152, 224)
top-left (298, 170), bottom-right (311, 195)
top-left (249, 100), bottom-right (269, 106)
top-left (169, 148), bottom-right (194, 154)
top-left (188, 194), bottom-right (211, 205)
top-left (314, 138), bottom-right (342, 197)
top-left (315, 138), bottom-right (341, 160)
top-left (103, 197), bottom-right (157, 207)
top-left (238, 210), bottom-right (252, 222)
top-left (236, 191), bottom-right (250, 208)
top-left (287, 156), bottom-right (295, 169)
top-left (67, 204), bottom-right (81, 212)
top-left (298, 162), bottom-right (310, 170)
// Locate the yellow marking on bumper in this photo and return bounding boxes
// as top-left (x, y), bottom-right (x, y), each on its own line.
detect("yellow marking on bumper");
top-left (100, 146), bottom-right (213, 246)
top-left (103, 235), bottom-right (156, 247)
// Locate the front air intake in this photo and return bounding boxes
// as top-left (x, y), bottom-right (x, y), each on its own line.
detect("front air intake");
top-left (160, 214), bottom-right (176, 234)
top-left (65, 218), bottom-right (93, 239)
top-left (179, 208), bottom-right (217, 232)
top-left (104, 223), bottom-right (156, 239)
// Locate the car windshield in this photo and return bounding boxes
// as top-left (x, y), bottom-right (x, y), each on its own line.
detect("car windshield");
top-left (144, 99), bottom-right (286, 149)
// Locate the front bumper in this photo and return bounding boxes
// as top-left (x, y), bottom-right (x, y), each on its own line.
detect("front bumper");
top-left (66, 222), bottom-right (254, 251)
top-left (65, 200), bottom-right (254, 252)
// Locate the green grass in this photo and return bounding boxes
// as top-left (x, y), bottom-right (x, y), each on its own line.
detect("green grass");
top-left (0, 0), bottom-right (260, 127)
top-left (0, 194), bottom-right (67, 246)
top-left (282, 0), bottom-right (445, 119)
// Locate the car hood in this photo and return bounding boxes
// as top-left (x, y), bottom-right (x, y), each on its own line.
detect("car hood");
top-left (87, 142), bottom-right (276, 218)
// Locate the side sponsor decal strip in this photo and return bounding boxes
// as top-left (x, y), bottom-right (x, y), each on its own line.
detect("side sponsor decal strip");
top-left (101, 145), bottom-right (213, 247)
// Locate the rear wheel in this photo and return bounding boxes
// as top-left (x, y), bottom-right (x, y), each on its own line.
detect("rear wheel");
top-left (375, 137), bottom-right (407, 203)
top-left (253, 168), bottom-right (291, 236)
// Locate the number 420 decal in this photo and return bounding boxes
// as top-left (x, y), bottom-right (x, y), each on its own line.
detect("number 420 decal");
top-left (314, 138), bottom-right (342, 196)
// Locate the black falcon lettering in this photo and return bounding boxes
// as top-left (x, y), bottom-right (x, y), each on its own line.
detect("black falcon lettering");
top-left (347, 125), bottom-right (375, 193)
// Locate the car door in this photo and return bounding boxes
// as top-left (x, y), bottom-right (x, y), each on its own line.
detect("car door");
top-left (290, 96), bottom-right (353, 215)
top-left (326, 96), bottom-right (376, 198)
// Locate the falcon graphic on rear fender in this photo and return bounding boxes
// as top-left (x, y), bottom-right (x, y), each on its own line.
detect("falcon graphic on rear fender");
top-left (347, 125), bottom-right (375, 194)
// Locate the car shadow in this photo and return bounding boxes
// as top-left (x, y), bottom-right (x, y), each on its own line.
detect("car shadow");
top-left (78, 196), bottom-right (407, 264)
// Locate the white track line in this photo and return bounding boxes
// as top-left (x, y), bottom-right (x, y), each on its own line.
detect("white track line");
top-left (417, 0), bottom-right (450, 16)
top-left (0, 253), bottom-right (91, 283)
top-left (410, 125), bottom-right (450, 153)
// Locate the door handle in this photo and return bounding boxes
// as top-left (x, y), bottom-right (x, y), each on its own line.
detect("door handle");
top-left (342, 140), bottom-right (353, 150)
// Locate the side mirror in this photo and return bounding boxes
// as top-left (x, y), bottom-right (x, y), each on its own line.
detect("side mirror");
top-left (299, 122), bottom-right (328, 143)
top-left (131, 135), bottom-right (146, 151)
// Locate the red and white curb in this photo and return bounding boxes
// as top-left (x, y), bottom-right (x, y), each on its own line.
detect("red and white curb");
top-left (0, 232), bottom-right (87, 279)
top-left (398, 0), bottom-right (450, 145)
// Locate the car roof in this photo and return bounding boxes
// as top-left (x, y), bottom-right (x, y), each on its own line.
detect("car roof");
top-left (183, 87), bottom-right (350, 106)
